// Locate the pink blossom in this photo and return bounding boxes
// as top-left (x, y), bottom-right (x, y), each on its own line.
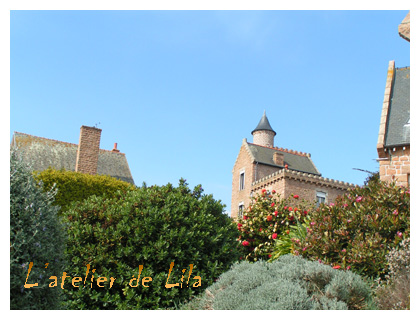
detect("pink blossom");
top-left (341, 249), bottom-right (346, 253)
top-left (355, 196), bottom-right (362, 203)
top-left (302, 247), bottom-right (307, 251)
top-left (397, 231), bottom-right (403, 238)
top-left (271, 203), bottom-right (275, 207)
top-left (310, 222), bottom-right (316, 226)
top-left (393, 210), bottom-right (398, 216)
top-left (330, 203), bottom-right (335, 207)
top-left (272, 233), bottom-right (278, 240)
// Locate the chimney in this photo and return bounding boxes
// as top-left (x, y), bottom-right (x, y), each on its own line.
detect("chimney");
top-left (273, 152), bottom-right (284, 166)
top-left (112, 143), bottom-right (120, 152)
top-left (75, 125), bottom-right (102, 175)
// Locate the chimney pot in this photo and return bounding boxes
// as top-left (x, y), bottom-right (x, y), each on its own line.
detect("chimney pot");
top-left (112, 143), bottom-right (120, 152)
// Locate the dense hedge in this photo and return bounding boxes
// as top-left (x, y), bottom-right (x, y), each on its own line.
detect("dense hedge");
top-left (181, 254), bottom-right (374, 310)
top-left (10, 151), bottom-right (66, 309)
top-left (33, 168), bottom-right (136, 214)
top-left (62, 179), bottom-right (240, 309)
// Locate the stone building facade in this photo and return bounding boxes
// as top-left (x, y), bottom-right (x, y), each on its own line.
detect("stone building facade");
top-left (231, 112), bottom-right (355, 219)
top-left (376, 12), bottom-right (410, 188)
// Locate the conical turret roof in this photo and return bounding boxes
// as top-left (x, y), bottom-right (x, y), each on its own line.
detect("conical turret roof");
top-left (251, 111), bottom-right (276, 135)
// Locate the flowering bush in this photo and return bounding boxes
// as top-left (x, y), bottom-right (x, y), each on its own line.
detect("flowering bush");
top-left (292, 178), bottom-right (410, 279)
top-left (237, 190), bottom-right (314, 261)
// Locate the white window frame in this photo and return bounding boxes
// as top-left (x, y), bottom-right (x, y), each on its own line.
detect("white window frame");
top-left (238, 202), bottom-right (244, 219)
top-left (239, 170), bottom-right (245, 191)
top-left (316, 191), bottom-right (327, 206)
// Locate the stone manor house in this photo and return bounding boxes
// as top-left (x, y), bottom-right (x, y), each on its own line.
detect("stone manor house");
top-left (231, 112), bottom-right (355, 219)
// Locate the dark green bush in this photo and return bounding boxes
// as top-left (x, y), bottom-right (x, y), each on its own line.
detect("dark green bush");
top-left (10, 150), bottom-right (66, 309)
top-left (293, 178), bottom-right (410, 279)
top-left (33, 168), bottom-right (136, 214)
top-left (62, 179), bottom-right (240, 309)
top-left (181, 254), bottom-right (373, 310)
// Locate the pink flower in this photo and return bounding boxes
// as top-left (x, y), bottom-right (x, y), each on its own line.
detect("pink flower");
top-left (343, 203), bottom-right (348, 208)
top-left (341, 249), bottom-right (346, 253)
top-left (330, 203), bottom-right (335, 207)
top-left (272, 190), bottom-right (276, 194)
top-left (293, 194), bottom-right (299, 199)
top-left (242, 240), bottom-right (250, 246)
top-left (310, 221), bottom-right (315, 226)
top-left (268, 254), bottom-right (272, 258)
top-left (356, 196), bottom-right (362, 203)
top-left (274, 211), bottom-right (278, 216)
top-left (346, 266), bottom-right (351, 270)
top-left (237, 223), bottom-right (242, 228)
top-left (271, 203), bottom-right (275, 207)
top-left (302, 247), bottom-right (307, 251)
top-left (393, 210), bottom-right (398, 216)
top-left (397, 231), bottom-right (403, 238)
top-left (272, 233), bottom-right (278, 240)
top-left (243, 215), bottom-right (248, 220)
top-left (288, 207), bottom-right (293, 211)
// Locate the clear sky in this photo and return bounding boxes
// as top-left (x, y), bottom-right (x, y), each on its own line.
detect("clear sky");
top-left (9, 9), bottom-right (411, 215)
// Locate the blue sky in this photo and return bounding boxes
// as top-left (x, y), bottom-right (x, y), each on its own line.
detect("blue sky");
top-left (9, 10), bottom-right (411, 215)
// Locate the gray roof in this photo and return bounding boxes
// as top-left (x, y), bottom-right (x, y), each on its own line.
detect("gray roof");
top-left (251, 111), bottom-right (276, 135)
top-left (11, 132), bottom-right (135, 184)
top-left (246, 143), bottom-right (321, 176)
top-left (385, 67), bottom-right (410, 147)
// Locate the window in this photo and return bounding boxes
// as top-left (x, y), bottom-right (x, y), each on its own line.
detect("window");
top-left (239, 171), bottom-right (245, 191)
top-left (238, 202), bottom-right (244, 219)
top-left (316, 191), bottom-right (326, 206)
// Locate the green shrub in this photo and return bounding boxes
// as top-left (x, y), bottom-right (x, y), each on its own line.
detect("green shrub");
top-left (237, 190), bottom-right (314, 261)
top-left (62, 179), bottom-right (240, 309)
top-left (10, 150), bottom-right (66, 309)
top-left (181, 254), bottom-right (373, 310)
top-left (293, 178), bottom-right (410, 279)
top-left (33, 168), bottom-right (136, 214)
top-left (375, 238), bottom-right (410, 309)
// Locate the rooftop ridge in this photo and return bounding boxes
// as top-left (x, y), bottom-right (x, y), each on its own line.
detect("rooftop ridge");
top-left (13, 131), bottom-right (123, 154)
top-left (396, 66), bottom-right (410, 71)
top-left (247, 142), bottom-right (311, 157)
top-left (251, 168), bottom-right (357, 190)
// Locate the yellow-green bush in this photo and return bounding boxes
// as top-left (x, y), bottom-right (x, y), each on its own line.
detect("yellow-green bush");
top-left (33, 168), bottom-right (136, 214)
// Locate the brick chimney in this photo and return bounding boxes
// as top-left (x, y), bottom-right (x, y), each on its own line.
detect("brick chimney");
top-left (75, 125), bottom-right (102, 175)
top-left (273, 152), bottom-right (284, 166)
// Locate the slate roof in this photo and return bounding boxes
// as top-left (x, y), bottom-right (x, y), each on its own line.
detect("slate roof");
top-left (251, 111), bottom-right (276, 135)
top-left (246, 142), bottom-right (321, 176)
top-left (11, 132), bottom-right (135, 184)
top-left (384, 67), bottom-right (410, 147)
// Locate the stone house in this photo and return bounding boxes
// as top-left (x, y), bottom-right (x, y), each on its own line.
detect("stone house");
top-left (11, 125), bottom-right (134, 184)
top-left (376, 12), bottom-right (410, 187)
top-left (231, 112), bottom-right (355, 219)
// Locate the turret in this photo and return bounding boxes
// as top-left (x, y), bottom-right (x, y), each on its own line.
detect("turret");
top-left (251, 111), bottom-right (276, 147)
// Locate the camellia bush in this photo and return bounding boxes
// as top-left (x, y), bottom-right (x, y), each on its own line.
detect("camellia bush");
top-left (62, 179), bottom-right (240, 309)
top-left (10, 150), bottom-right (66, 309)
top-left (33, 168), bottom-right (136, 214)
top-left (237, 189), bottom-right (314, 261)
top-left (292, 178), bottom-right (410, 279)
